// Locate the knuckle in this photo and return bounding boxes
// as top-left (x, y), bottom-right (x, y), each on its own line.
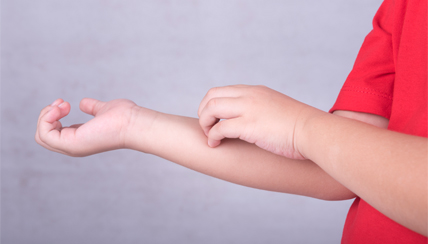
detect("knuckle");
top-left (247, 85), bottom-right (269, 100)
top-left (199, 118), bottom-right (209, 131)
top-left (207, 98), bottom-right (219, 108)
top-left (253, 85), bottom-right (266, 93)
top-left (206, 87), bottom-right (219, 98)
top-left (246, 86), bottom-right (259, 96)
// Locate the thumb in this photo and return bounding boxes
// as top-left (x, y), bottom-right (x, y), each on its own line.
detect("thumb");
top-left (79, 98), bottom-right (106, 116)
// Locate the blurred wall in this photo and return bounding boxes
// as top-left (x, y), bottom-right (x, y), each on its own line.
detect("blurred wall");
top-left (1, 0), bottom-right (382, 243)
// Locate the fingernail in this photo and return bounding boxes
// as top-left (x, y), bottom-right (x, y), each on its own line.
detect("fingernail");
top-left (58, 102), bottom-right (65, 107)
top-left (51, 99), bottom-right (60, 106)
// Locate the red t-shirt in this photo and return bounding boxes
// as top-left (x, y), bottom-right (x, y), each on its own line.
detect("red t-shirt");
top-left (330, 0), bottom-right (427, 243)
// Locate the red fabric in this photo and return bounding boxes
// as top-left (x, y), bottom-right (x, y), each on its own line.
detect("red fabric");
top-left (330, 0), bottom-right (427, 243)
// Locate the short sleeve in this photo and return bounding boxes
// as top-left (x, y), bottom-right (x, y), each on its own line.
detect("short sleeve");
top-left (330, 0), bottom-right (395, 119)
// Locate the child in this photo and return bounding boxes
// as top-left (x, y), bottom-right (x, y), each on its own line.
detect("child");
top-left (35, 0), bottom-right (427, 243)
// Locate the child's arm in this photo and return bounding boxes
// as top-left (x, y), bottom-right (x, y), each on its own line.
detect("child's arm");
top-left (301, 111), bottom-right (427, 236)
top-left (126, 110), bottom-right (355, 199)
top-left (36, 98), bottom-right (356, 200)
top-left (198, 85), bottom-right (427, 236)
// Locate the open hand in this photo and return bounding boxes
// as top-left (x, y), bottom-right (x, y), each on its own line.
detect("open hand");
top-left (35, 98), bottom-right (140, 157)
top-left (198, 85), bottom-right (324, 159)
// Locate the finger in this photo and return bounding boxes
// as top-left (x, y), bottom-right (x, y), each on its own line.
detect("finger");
top-left (36, 103), bottom-right (55, 147)
top-left (198, 85), bottom-right (249, 117)
top-left (207, 118), bottom-right (244, 147)
top-left (37, 102), bottom-right (71, 149)
top-left (199, 97), bottom-right (244, 136)
top-left (36, 99), bottom-right (68, 141)
top-left (37, 99), bottom-right (64, 127)
top-left (79, 98), bottom-right (106, 116)
top-left (44, 101), bottom-right (71, 123)
top-left (37, 106), bottom-right (62, 146)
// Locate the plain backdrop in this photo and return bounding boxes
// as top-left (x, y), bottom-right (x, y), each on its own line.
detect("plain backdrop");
top-left (1, 0), bottom-right (382, 243)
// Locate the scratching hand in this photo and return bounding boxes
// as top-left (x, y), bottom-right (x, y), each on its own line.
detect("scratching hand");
top-left (198, 85), bottom-right (323, 159)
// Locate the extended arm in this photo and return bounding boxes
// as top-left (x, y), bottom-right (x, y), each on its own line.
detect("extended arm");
top-left (36, 98), bottom-right (357, 200)
top-left (127, 110), bottom-right (355, 200)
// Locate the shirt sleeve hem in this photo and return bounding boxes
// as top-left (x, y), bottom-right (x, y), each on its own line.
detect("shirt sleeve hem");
top-left (329, 88), bottom-right (392, 119)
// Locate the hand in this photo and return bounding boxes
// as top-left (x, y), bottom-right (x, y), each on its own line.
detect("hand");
top-left (198, 85), bottom-right (324, 159)
top-left (35, 98), bottom-right (146, 157)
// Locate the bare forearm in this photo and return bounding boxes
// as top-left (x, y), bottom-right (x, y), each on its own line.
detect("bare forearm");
top-left (128, 109), bottom-right (355, 200)
top-left (301, 112), bottom-right (428, 235)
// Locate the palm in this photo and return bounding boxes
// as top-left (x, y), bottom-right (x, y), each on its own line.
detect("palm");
top-left (67, 99), bottom-right (137, 154)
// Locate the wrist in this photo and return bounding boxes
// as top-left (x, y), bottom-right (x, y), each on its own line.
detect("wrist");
top-left (294, 107), bottom-right (328, 161)
top-left (124, 105), bottom-right (162, 154)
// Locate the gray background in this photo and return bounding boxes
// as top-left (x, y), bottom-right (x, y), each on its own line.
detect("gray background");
top-left (1, 0), bottom-right (382, 243)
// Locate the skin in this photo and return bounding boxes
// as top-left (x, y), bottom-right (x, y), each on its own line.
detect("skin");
top-left (198, 85), bottom-right (427, 236)
top-left (35, 85), bottom-right (427, 236)
top-left (36, 97), bottom-right (355, 200)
